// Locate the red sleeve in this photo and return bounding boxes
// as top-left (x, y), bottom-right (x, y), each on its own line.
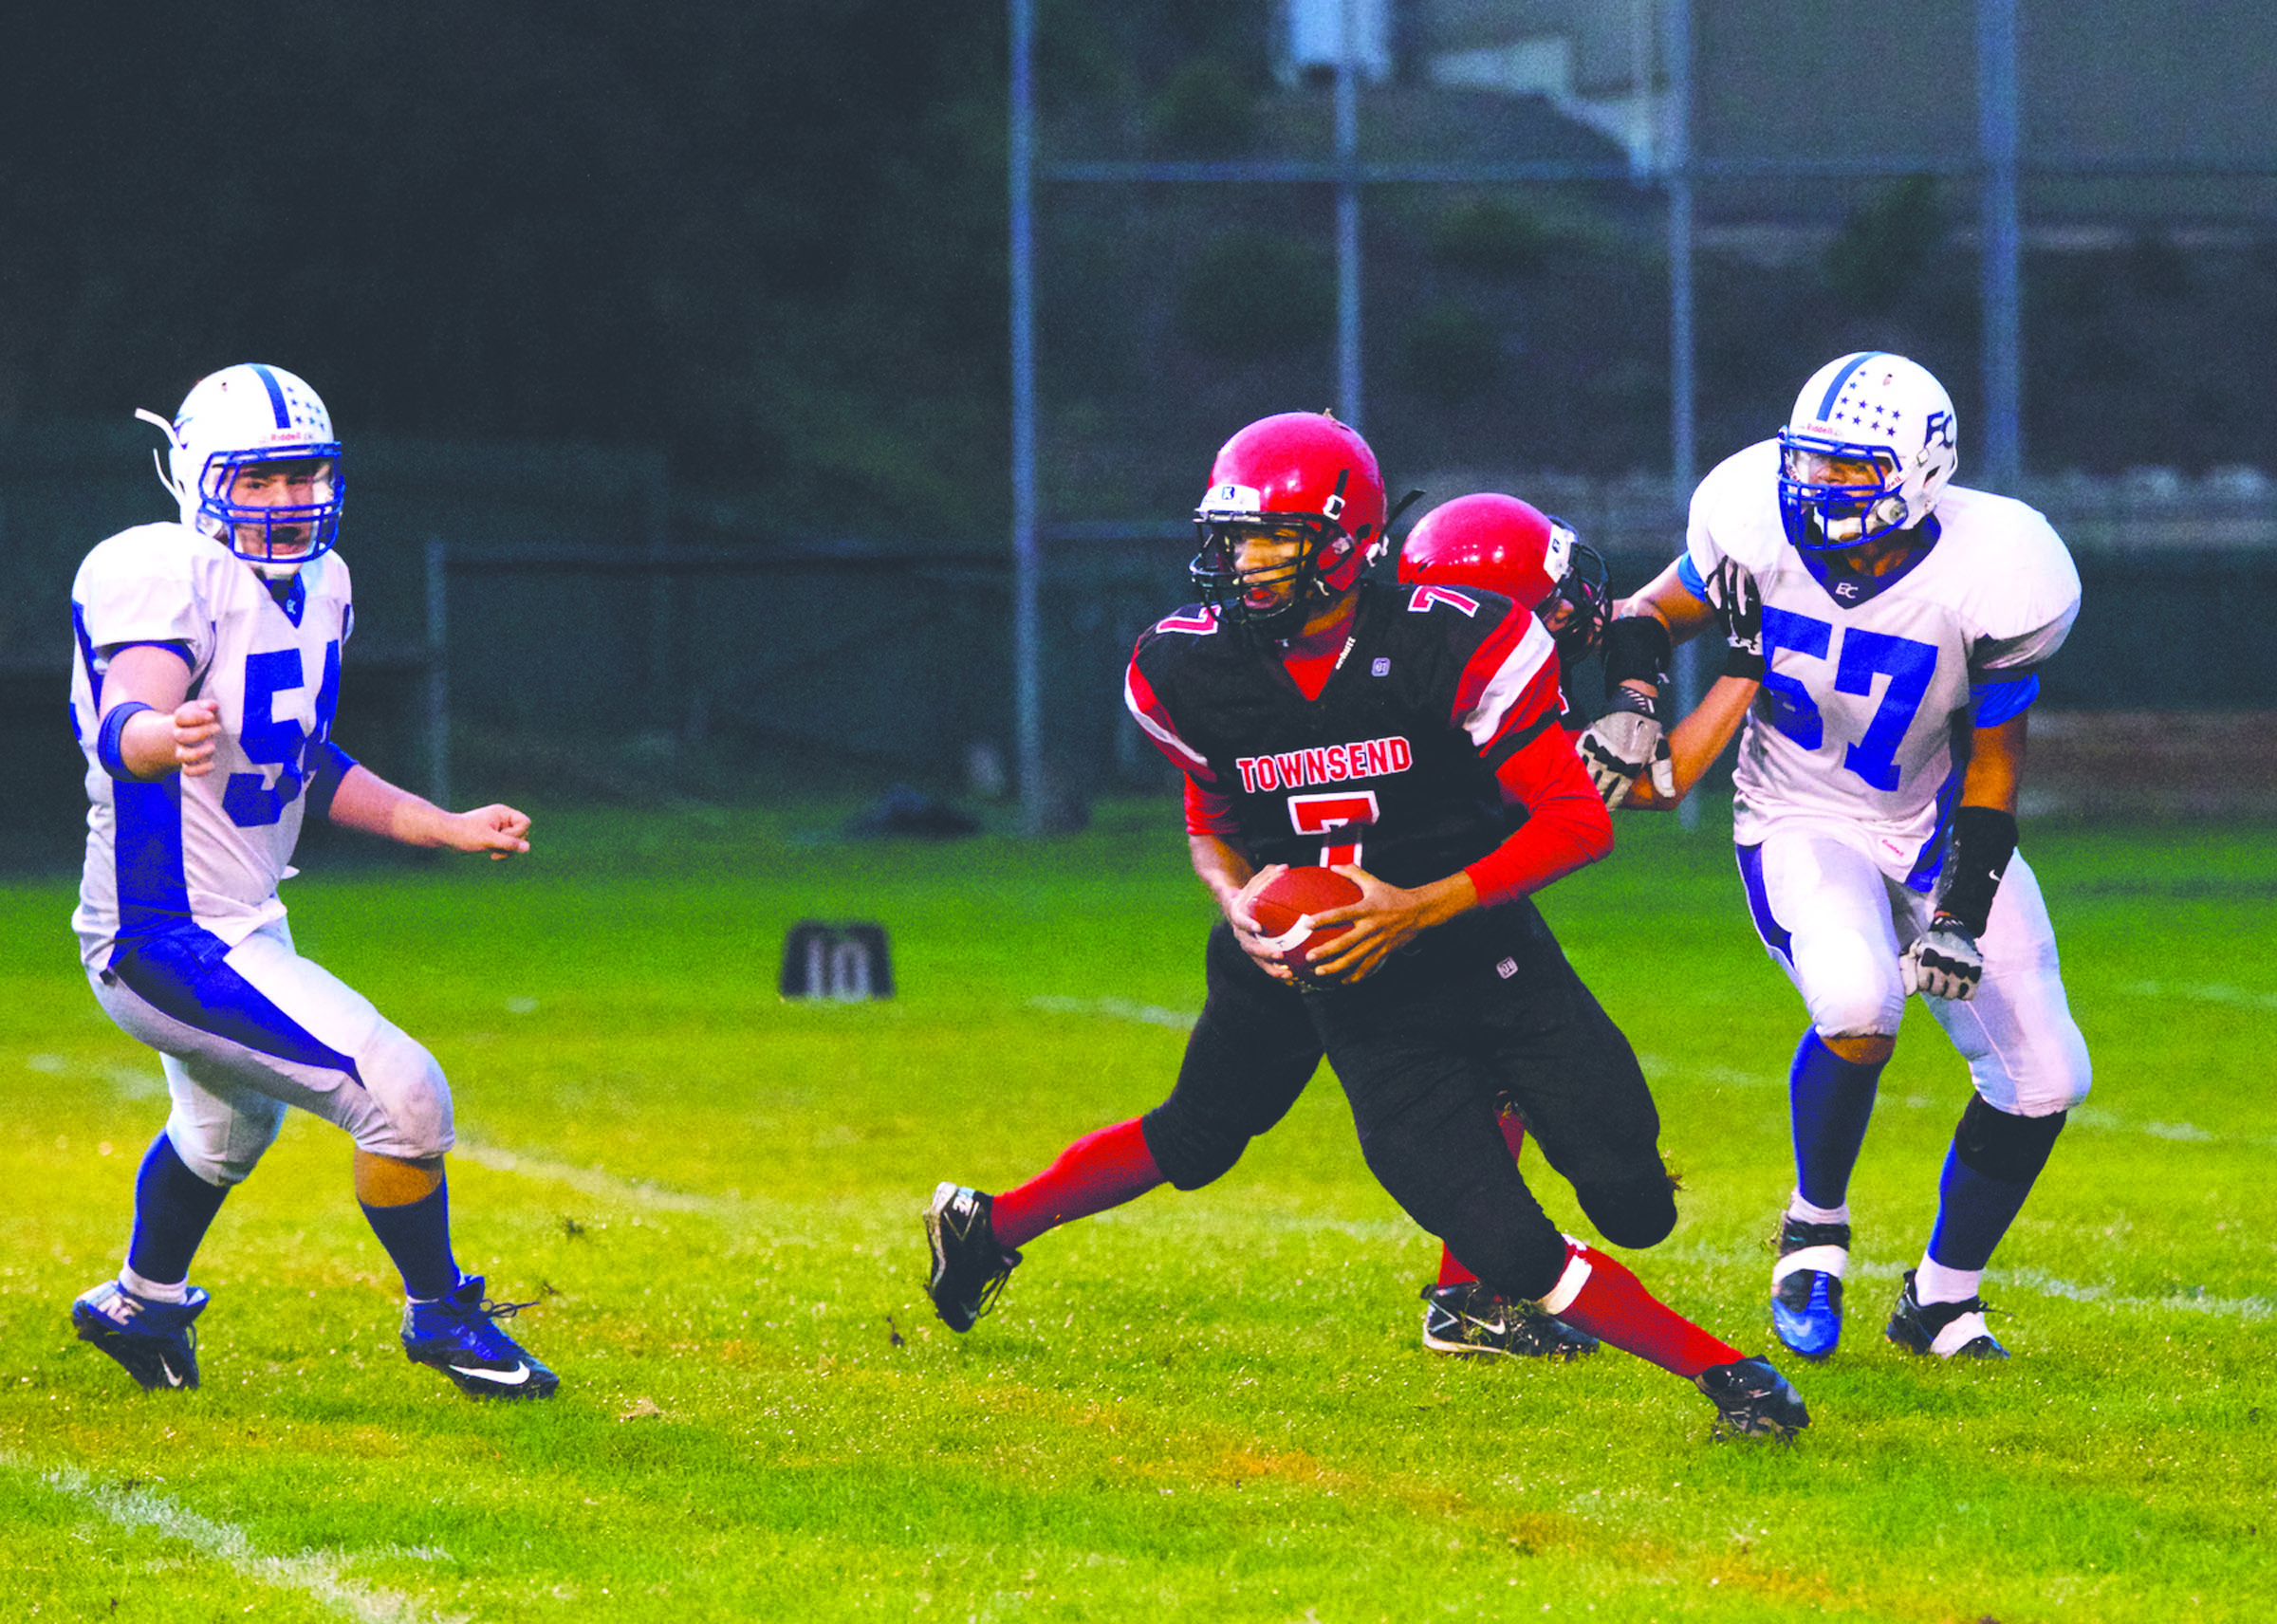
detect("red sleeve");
top-left (1461, 660), bottom-right (1614, 905)
top-left (1183, 772), bottom-right (1240, 838)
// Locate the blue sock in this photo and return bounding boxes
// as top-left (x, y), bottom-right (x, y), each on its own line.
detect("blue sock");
top-left (1788, 1030), bottom-right (1885, 1210)
top-left (126, 1133), bottom-right (230, 1285)
top-left (360, 1177), bottom-right (462, 1301)
top-left (1927, 1147), bottom-right (2034, 1272)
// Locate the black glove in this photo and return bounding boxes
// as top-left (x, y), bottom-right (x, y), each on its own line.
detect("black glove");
top-left (1710, 560), bottom-right (1765, 682)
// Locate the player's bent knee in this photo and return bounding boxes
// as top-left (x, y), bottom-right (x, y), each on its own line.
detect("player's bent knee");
top-left (168, 1098), bottom-right (287, 1187)
top-left (352, 1029), bottom-right (456, 1160)
top-left (1954, 1094), bottom-right (2066, 1186)
top-left (1574, 1172), bottom-right (1678, 1250)
top-left (1139, 1106), bottom-right (1251, 1191)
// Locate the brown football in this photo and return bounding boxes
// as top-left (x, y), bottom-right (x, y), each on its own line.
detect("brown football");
top-left (1250, 865), bottom-right (1364, 981)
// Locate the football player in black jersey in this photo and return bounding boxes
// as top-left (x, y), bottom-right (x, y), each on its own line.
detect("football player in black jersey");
top-left (928, 413), bottom-right (1807, 1438)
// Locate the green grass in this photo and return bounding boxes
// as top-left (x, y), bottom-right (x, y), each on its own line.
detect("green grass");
top-left (3, 800), bottom-right (2273, 1622)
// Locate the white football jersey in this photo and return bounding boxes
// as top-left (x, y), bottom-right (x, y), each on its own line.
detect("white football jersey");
top-left (70, 523), bottom-right (354, 969)
top-left (1687, 440), bottom-right (2079, 880)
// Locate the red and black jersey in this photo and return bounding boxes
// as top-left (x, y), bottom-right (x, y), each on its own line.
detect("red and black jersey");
top-left (1125, 579), bottom-right (1565, 890)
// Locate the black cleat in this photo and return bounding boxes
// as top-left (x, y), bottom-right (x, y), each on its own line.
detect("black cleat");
top-left (72, 1281), bottom-right (209, 1392)
top-left (1885, 1269), bottom-right (2009, 1359)
top-left (1695, 1355), bottom-right (1811, 1439)
top-left (1420, 1282), bottom-right (1598, 1359)
top-left (925, 1182), bottom-right (1020, 1332)
top-left (1770, 1214), bottom-right (1850, 1361)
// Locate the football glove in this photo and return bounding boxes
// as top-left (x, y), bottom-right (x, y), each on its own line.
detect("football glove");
top-left (1900, 914), bottom-right (1983, 1001)
top-left (1578, 692), bottom-right (1675, 806)
top-left (1710, 560), bottom-right (1765, 682)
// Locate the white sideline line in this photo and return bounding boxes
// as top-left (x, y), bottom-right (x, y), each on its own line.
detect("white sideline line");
top-left (449, 1139), bottom-right (722, 1212)
top-left (13, 1455), bottom-right (460, 1624)
top-left (1027, 995), bottom-right (1197, 1030)
top-left (2122, 980), bottom-right (2277, 1011)
top-left (1640, 1246), bottom-right (2273, 1323)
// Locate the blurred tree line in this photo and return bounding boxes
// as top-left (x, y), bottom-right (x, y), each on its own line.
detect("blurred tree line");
top-left (0, 2), bottom-right (1023, 541)
top-left (5, 3), bottom-right (2270, 559)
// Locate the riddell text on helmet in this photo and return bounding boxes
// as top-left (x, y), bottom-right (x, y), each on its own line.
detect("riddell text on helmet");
top-left (1235, 736), bottom-right (1412, 794)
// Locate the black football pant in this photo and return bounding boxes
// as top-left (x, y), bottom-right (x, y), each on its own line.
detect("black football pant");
top-left (1139, 914), bottom-right (1674, 1302)
top-left (1304, 905), bottom-right (1675, 1303)
top-left (1140, 921), bottom-right (1324, 1190)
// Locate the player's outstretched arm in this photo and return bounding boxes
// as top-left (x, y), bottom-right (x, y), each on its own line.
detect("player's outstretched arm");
top-left (1576, 559), bottom-right (1717, 805)
top-left (1619, 560), bottom-right (1763, 811)
top-left (326, 766), bottom-right (532, 859)
top-left (1620, 676), bottom-right (1757, 809)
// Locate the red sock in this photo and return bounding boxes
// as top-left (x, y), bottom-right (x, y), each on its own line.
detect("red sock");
top-left (1546, 1242), bottom-right (1743, 1378)
top-left (1436, 1113), bottom-right (1530, 1287)
top-left (990, 1118), bottom-right (1166, 1250)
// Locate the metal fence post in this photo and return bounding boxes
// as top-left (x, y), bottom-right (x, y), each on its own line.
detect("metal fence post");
top-left (424, 536), bottom-right (451, 811)
top-left (1664, 0), bottom-right (1704, 832)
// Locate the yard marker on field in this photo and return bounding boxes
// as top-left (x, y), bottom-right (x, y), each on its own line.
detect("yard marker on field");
top-left (15, 1455), bottom-right (454, 1623)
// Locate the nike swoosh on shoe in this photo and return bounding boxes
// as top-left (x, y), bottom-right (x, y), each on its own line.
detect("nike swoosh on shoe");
top-left (452, 1362), bottom-right (533, 1387)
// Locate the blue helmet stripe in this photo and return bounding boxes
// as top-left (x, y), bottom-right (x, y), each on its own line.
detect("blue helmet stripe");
top-left (1814, 352), bottom-right (1884, 422)
top-left (249, 364), bottom-right (292, 428)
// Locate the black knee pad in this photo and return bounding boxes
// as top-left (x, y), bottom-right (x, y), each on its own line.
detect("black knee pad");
top-left (1953, 1095), bottom-right (2066, 1185)
top-left (1138, 1104), bottom-right (1253, 1192)
top-left (1574, 1172), bottom-right (1678, 1250)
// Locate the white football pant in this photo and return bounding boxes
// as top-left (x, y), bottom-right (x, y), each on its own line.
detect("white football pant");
top-left (92, 919), bottom-right (455, 1185)
top-left (1736, 820), bottom-right (2091, 1117)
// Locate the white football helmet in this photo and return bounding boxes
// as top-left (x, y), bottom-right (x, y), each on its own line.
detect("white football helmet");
top-left (1777, 352), bottom-right (1956, 553)
top-left (136, 363), bottom-right (344, 578)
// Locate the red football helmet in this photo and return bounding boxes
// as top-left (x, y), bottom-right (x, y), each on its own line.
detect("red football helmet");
top-left (1398, 492), bottom-right (1610, 667)
top-left (1190, 412), bottom-right (1388, 637)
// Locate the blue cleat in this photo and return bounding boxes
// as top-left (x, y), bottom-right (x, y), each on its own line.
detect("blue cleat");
top-left (1769, 1214), bottom-right (1849, 1361)
top-left (72, 1280), bottom-right (210, 1392)
top-left (401, 1276), bottom-right (559, 1398)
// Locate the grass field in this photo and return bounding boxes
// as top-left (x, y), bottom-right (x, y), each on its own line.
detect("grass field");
top-left (4, 798), bottom-right (2273, 1622)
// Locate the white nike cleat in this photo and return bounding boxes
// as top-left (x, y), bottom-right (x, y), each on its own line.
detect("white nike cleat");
top-left (401, 1275), bottom-right (560, 1398)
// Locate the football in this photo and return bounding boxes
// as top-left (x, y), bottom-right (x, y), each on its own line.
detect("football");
top-left (1249, 865), bottom-right (1364, 981)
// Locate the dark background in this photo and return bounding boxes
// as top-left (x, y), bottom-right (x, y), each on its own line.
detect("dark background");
top-left (5, 2), bottom-right (2273, 850)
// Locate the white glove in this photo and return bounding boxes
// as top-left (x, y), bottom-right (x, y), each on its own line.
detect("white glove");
top-left (1577, 710), bottom-right (1675, 806)
top-left (1900, 916), bottom-right (1983, 1001)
